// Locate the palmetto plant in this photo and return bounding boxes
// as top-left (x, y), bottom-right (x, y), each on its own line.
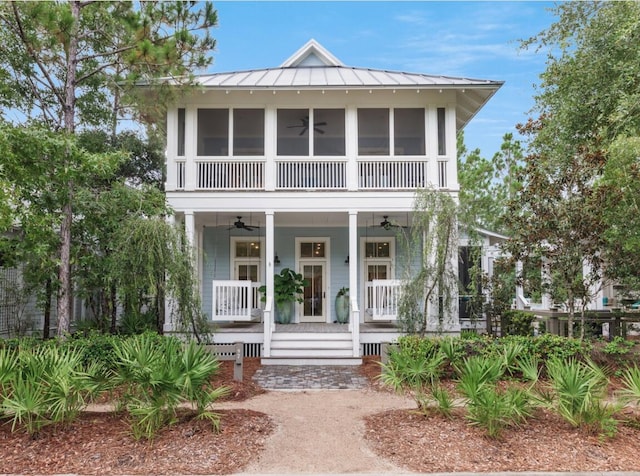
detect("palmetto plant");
top-left (544, 358), bottom-right (618, 437)
top-left (619, 365), bottom-right (640, 405)
top-left (1, 345), bottom-right (101, 435)
top-left (379, 344), bottom-right (448, 415)
top-left (456, 354), bottom-right (534, 439)
top-left (112, 333), bottom-right (229, 440)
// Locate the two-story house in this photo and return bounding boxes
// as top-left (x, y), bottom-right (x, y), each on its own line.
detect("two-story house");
top-left (163, 40), bottom-right (503, 364)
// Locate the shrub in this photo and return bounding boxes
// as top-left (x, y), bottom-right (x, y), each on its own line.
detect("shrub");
top-left (500, 310), bottom-right (535, 336)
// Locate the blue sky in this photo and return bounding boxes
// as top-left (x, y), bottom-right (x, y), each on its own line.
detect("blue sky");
top-left (207, 1), bottom-right (558, 157)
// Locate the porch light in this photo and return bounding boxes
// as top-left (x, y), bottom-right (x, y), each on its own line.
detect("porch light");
top-left (274, 253), bottom-right (281, 265)
top-left (345, 255), bottom-right (349, 264)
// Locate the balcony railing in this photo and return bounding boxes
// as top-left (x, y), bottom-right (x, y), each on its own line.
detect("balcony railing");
top-left (173, 158), bottom-right (439, 191)
top-left (276, 160), bottom-right (346, 190)
top-left (196, 160), bottom-right (264, 190)
top-left (358, 160), bottom-right (427, 189)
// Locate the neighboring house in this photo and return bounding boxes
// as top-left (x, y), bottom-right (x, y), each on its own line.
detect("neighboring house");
top-left (163, 40), bottom-right (503, 364)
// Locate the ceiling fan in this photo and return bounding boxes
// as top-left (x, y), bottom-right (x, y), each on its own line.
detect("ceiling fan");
top-left (373, 216), bottom-right (404, 230)
top-left (287, 116), bottom-right (327, 136)
top-left (228, 216), bottom-right (259, 232)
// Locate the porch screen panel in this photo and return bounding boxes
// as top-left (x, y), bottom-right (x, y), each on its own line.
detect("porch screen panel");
top-left (198, 109), bottom-right (228, 156)
top-left (177, 108), bottom-right (186, 156)
top-left (437, 107), bottom-right (446, 156)
top-left (314, 109), bottom-right (345, 156)
top-left (394, 108), bottom-right (425, 155)
top-left (278, 109), bottom-right (309, 156)
top-left (233, 109), bottom-right (264, 155)
top-left (358, 108), bottom-right (389, 155)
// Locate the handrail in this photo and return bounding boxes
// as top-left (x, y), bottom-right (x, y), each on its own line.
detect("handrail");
top-left (349, 297), bottom-right (360, 357)
top-left (263, 296), bottom-right (274, 357)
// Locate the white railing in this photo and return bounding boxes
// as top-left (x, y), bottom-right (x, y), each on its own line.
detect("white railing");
top-left (263, 296), bottom-right (274, 357)
top-left (211, 280), bottom-right (263, 321)
top-left (276, 160), bottom-right (346, 189)
top-left (365, 279), bottom-right (403, 320)
top-left (438, 160), bottom-right (447, 188)
top-left (349, 297), bottom-right (360, 357)
top-left (176, 161), bottom-right (186, 189)
top-left (197, 160), bottom-right (264, 190)
top-left (358, 160), bottom-right (427, 189)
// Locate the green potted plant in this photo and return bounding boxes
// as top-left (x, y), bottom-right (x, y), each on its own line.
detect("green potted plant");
top-left (335, 287), bottom-right (349, 324)
top-left (259, 268), bottom-right (308, 324)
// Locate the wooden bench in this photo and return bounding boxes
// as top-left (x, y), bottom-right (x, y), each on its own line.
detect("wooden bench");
top-left (203, 343), bottom-right (244, 382)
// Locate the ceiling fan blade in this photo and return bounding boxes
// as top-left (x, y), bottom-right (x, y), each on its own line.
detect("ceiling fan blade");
top-left (314, 121), bottom-right (327, 126)
top-left (298, 127), bottom-right (308, 136)
top-left (314, 128), bottom-right (325, 134)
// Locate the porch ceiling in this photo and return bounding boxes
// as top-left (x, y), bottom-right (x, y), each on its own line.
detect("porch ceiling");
top-left (193, 211), bottom-right (413, 228)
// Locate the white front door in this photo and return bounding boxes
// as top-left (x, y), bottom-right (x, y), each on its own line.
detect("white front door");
top-left (299, 261), bottom-right (326, 323)
top-left (296, 238), bottom-right (329, 323)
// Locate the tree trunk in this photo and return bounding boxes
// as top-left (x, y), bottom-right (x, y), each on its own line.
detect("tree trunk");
top-left (110, 285), bottom-right (117, 334)
top-left (43, 278), bottom-right (51, 340)
top-left (56, 0), bottom-right (80, 338)
top-left (56, 202), bottom-right (73, 337)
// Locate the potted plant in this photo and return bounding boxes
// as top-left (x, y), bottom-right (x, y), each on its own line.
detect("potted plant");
top-left (259, 268), bottom-right (308, 324)
top-left (335, 287), bottom-right (349, 324)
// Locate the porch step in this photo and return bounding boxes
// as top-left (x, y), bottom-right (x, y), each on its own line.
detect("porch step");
top-left (264, 332), bottom-right (361, 365)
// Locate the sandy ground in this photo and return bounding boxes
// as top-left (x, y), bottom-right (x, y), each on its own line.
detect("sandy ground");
top-left (216, 389), bottom-right (416, 475)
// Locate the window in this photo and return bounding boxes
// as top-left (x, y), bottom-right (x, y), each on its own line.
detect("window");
top-left (235, 241), bottom-right (261, 258)
top-left (365, 241), bottom-right (390, 258)
top-left (300, 241), bottom-right (326, 258)
top-left (233, 109), bottom-right (264, 155)
top-left (394, 108), bottom-right (425, 155)
top-left (437, 107), bottom-right (446, 156)
top-left (278, 109), bottom-right (345, 156)
top-left (232, 239), bottom-right (262, 283)
top-left (177, 108), bottom-right (185, 156)
top-left (358, 108), bottom-right (389, 155)
top-left (198, 109), bottom-right (228, 156)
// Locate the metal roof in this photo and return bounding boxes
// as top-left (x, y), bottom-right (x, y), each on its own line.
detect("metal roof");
top-left (189, 40), bottom-right (504, 130)
top-left (197, 65), bottom-right (499, 90)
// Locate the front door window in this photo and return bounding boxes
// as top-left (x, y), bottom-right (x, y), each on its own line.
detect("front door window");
top-left (297, 238), bottom-right (329, 323)
top-left (302, 264), bottom-right (324, 320)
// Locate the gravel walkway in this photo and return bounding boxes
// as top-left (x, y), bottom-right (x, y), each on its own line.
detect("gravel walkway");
top-left (216, 388), bottom-right (415, 474)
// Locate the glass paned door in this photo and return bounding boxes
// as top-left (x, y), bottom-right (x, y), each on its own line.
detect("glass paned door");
top-left (300, 262), bottom-right (325, 322)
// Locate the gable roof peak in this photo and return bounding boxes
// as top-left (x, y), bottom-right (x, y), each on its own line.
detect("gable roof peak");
top-left (280, 39), bottom-right (344, 68)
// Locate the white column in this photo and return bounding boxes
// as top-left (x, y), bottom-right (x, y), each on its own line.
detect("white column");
top-left (185, 107), bottom-right (197, 191)
top-left (426, 106), bottom-right (439, 188)
top-left (164, 214), bottom-right (177, 333)
top-left (348, 211), bottom-right (360, 356)
top-left (165, 108), bottom-right (177, 191)
top-left (184, 211), bottom-right (195, 248)
top-left (345, 106), bottom-right (358, 191)
top-left (263, 211), bottom-right (275, 356)
top-left (264, 107), bottom-right (276, 191)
